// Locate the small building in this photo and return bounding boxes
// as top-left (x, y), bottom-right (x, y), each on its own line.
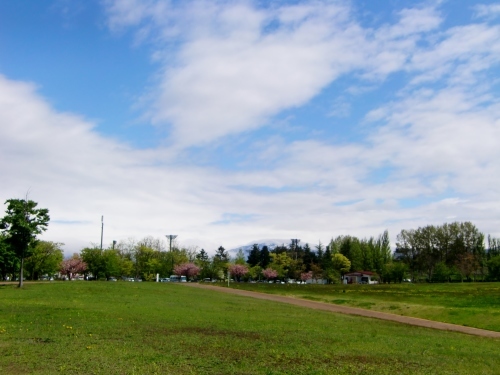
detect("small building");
top-left (344, 271), bottom-right (378, 284)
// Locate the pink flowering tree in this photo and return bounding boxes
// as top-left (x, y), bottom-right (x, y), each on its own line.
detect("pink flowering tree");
top-left (300, 271), bottom-right (313, 282)
top-left (262, 267), bottom-right (278, 281)
top-left (174, 263), bottom-right (200, 280)
top-left (60, 253), bottom-right (87, 280)
top-left (228, 264), bottom-right (248, 281)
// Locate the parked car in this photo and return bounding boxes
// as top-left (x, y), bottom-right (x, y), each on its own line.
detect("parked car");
top-left (107, 277), bottom-right (117, 282)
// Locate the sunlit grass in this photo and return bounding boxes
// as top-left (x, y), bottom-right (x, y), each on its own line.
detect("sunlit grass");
top-left (226, 282), bottom-right (500, 331)
top-left (0, 281), bottom-right (499, 374)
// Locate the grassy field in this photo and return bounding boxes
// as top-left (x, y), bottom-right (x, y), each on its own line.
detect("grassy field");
top-left (224, 282), bottom-right (500, 332)
top-left (1, 282), bottom-right (499, 375)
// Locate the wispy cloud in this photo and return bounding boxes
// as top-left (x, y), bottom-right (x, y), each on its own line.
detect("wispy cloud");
top-left (104, 0), bottom-right (445, 147)
top-left (474, 3), bottom-right (500, 20)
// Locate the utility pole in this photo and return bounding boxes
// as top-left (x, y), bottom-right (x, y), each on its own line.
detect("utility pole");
top-left (100, 216), bottom-right (104, 251)
top-left (165, 235), bottom-right (178, 273)
top-left (291, 239), bottom-right (300, 261)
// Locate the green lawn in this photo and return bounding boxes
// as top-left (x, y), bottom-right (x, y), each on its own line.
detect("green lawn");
top-left (0, 281), bottom-right (499, 374)
top-left (225, 282), bottom-right (500, 331)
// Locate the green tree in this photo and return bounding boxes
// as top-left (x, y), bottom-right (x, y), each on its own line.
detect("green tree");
top-left (331, 253), bottom-right (351, 275)
top-left (487, 235), bottom-right (500, 259)
top-left (214, 246), bottom-right (229, 262)
top-left (248, 265), bottom-right (262, 281)
top-left (247, 244), bottom-right (261, 267)
top-left (81, 247), bottom-right (105, 279)
top-left (102, 249), bottom-right (121, 279)
top-left (315, 241), bottom-right (325, 259)
top-left (196, 249), bottom-right (209, 262)
top-left (381, 262), bottom-right (407, 283)
top-left (0, 233), bottom-right (18, 281)
top-left (24, 241), bottom-right (63, 280)
top-left (359, 239), bottom-right (373, 271)
top-left (487, 255), bottom-right (500, 280)
top-left (134, 245), bottom-right (156, 279)
top-left (213, 246), bottom-right (229, 277)
top-left (0, 198), bottom-right (50, 287)
top-left (119, 257), bottom-right (134, 278)
top-left (270, 252), bottom-right (294, 279)
top-left (395, 229), bottom-right (421, 281)
top-left (260, 246), bottom-right (271, 268)
top-left (432, 262), bottom-right (451, 283)
top-left (371, 231), bottom-right (392, 275)
top-left (234, 248), bottom-right (246, 265)
top-left (302, 243), bottom-right (317, 271)
top-left (396, 222), bottom-right (486, 282)
top-left (335, 236), bottom-right (362, 271)
top-left (195, 249), bottom-right (212, 279)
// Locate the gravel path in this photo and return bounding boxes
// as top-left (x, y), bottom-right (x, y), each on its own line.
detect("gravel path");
top-left (185, 283), bottom-right (500, 339)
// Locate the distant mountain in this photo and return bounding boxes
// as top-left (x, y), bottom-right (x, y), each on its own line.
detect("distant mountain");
top-left (228, 239), bottom-right (290, 254)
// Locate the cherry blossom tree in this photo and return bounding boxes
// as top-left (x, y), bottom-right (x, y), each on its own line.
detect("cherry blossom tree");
top-left (174, 262), bottom-right (200, 280)
top-left (228, 264), bottom-right (248, 281)
top-left (300, 271), bottom-right (313, 282)
top-left (60, 253), bottom-right (87, 280)
top-left (262, 267), bottom-right (278, 280)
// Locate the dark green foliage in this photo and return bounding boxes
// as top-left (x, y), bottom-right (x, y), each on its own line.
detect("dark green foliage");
top-left (214, 246), bottom-right (228, 262)
top-left (81, 247), bottom-right (106, 279)
top-left (487, 256), bottom-right (500, 281)
top-left (259, 245), bottom-right (271, 268)
top-left (381, 262), bottom-right (407, 283)
top-left (24, 241), bottom-right (63, 280)
top-left (196, 249), bottom-right (209, 262)
top-left (487, 235), bottom-right (500, 259)
top-left (247, 244), bottom-right (261, 267)
top-left (0, 198), bottom-right (50, 287)
top-left (432, 262), bottom-right (452, 283)
top-left (396, 222), bottom-right (488, 282)
top-left (0, 233), bottom-right (18, 280)
top-left (302, 243), bottom-right (317, 271)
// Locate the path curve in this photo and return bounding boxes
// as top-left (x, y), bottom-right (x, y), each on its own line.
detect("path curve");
top-left (185, 283), bottom-right (500, 339)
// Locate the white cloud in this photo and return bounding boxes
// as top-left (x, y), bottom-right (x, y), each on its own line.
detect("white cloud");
top-left (150, 1), bottom-right (367, 147)
top-left (3, 1), bottom-right (500, 257)
top-left (103, 1), bottom-right (500, 243)
top-left (104, 0), bottom-right (447, 147)
top-left (409, 23), bottom-right (500, 85)
top-left (0, 75), bottom-right (226, 253)
top-left (474, 3), bottom-right (500, 20)
top-left (2, 69), bottom-right (500, 255)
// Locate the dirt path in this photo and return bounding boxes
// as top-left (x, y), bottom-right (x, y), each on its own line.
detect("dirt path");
top-left (185, 283), bottom-right (500, 339)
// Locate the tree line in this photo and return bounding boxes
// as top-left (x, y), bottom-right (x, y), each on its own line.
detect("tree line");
top-left (395, 222), bottom-right (500, 282)
top-left (2, 198), bottom-right (500, 284)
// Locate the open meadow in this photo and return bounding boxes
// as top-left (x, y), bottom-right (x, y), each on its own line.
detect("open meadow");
top-left (1, 281), bottom-right (499, 375)
top-left (225, 282), bottom-right (500, 332)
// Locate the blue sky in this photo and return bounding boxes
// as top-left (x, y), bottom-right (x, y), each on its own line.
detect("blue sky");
top-left (1, 0), bottom-right (500, 255)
